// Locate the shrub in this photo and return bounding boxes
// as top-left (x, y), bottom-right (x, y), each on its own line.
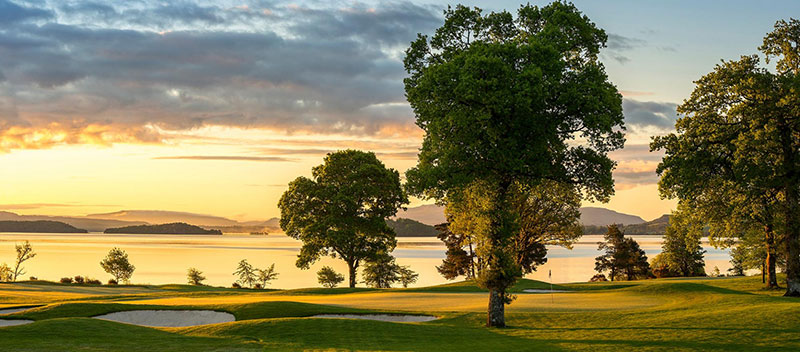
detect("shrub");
top-left (254, 283), bottom-right (263, 289)
top-left (29, 276), bottom-right (37, 281)
top-left (107, 279), bottom-right (118, 285)
top-left (187, 267), bottom-right (206, 286)
top-left (86, 278), bottom-right (101, 285)
top-left (232, 282), bottom-right (241, 289)
top-left (589, 274), bottom-right (608, 282)
top-left (73, 275), bottom-right (85, 284)
top-left (60, 277), bottom-right (73, 284)
top-left (317, 266), bottom-right (345, 288)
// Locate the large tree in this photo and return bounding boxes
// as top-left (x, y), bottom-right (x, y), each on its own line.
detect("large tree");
top-left (404, 3), bottom-right (624, 326)
top-left (652, 19), bottom-right (800, 295)
top-left (279, 150), bottom-right (408, 288)
top-left (595, 225), bottom-right (650, 281)
top-left (658, 207), bottom-right (706, 277)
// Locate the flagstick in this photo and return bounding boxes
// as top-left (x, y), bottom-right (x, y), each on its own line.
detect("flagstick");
top-left (549, 269), bottom-right (554, 304)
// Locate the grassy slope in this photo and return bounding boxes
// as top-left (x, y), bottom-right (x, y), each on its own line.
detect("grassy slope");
top-left (0, 276), bottom-right (798, 351)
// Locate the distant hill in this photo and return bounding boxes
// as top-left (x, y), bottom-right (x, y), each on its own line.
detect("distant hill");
top-left (622, 215), bottom-right (670, 235)
top-left (579, 207), bottom-right (646, 226)
top-left (396, 204), bottom-right (648, 229)
top-left (0, 211), bottom-right (143, 232)
top-left (0, 220), bottom-right (88, 233)
top-left (387, 218), bottom-right (438, 237)
top-left (393, 204), bottom-right (445, 225)
top-left (583, 214), bottom-right (671, 235)
top-left (88, 210), bottom-right (240, 227)
top-left (104, 222), bottom-right (222, 235)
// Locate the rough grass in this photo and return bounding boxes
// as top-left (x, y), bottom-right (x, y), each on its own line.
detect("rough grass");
top-left (1, 275), bottom-right (799, 351)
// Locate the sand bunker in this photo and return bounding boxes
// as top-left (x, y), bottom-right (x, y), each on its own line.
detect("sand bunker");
top-left (0, 306), bottom-right (37, 315)
top-left (523, 289), bottom-right (569, 293)
top-left (311, 314), bottom-right (438, 323)
top-left (93, 310), bottom-right (235, 327)
top-left (0, 320), bottom-right (33, 327)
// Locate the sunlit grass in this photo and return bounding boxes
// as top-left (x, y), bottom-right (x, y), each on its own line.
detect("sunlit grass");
top-left (0, 276), bottom-right (798, 351)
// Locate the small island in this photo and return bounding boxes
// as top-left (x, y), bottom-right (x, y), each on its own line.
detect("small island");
top-left (104, 222), bottom-right (222, 235)
top-left (0, 220), bottom-right (89, 233)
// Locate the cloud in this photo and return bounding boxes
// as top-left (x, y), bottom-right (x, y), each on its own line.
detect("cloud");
top-left (0, 0), bottom-right (441, 151)
top-left (603, 33), bottom-right (646, 64)
top-left (622, 99), bottom-right (678, 129)
top-left (613, 159), bottom-right (660, 189)
top-left (0, 0), bottom-right (53, 24)
top-left (153, 155), bottom-right (295, 162)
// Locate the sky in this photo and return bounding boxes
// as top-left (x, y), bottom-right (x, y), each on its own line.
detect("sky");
top-left (1, 0), bottom-right (798, 222)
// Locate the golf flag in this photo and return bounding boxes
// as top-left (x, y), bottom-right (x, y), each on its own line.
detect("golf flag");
top-left (549, 270), bottom-right (551, 279)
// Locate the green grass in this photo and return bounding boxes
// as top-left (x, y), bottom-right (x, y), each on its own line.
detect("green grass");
top-left (1, 276), bottom-right (799, 351)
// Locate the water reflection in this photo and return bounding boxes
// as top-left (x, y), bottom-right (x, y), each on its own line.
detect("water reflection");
top-left (0, 233), bottom-right (733, 288)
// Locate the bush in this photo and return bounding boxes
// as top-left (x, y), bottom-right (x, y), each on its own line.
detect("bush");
top-left (187, 267), bottom-right (206, 286)
top-left (29, 276), bottom-right (37, 281)
top-left (232, 282), bottom-right (241, 289)
top-left (60, 277), bottom-right (73, 284)
top-left (317, 266), bottom-right (345, 288)
top-left (107, 279), bottom-right (118, 285)
top-left (73, 275), bottom-right (85, 284)
top-left (86, 278), bottom-right (101, 285)
top-left (254, 283), bottom-right (263, 289)
top-left (589, 274), bottom-right (608, 282)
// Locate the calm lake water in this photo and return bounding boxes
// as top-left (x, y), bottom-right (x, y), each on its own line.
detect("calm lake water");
top-left (0, 233), bottom-right (734, 288)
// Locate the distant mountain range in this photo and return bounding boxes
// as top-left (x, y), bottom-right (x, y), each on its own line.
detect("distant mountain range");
top-left (395, 204), bottom-right (669, 235)
top-left (396, 204), bottom-right (652, 226)
top-left (0, 205), bottom-right (668, 236)
top-left (578, 207), bottom-right (646, 226)
top-left (394, 204), bottom-right (446, 226)
top-left (0, 210), bottom-right (279, 233)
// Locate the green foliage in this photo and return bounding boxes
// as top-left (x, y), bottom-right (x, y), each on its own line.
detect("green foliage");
top-left (12, 241), bottom-right (36, 282)
top-left (595, 225), bottom-right (650, 281)
top-left (99, 248), bottom-right (134, 283)
top-left (316, 266), bottom-right (345, 288)
top-left (233, 259), bottom-right (257, 288)
top-left (436, 223), bottom-right (478, 280)
top-left (398, 266), bottom-right (419, 288)
top-left (657, 207), bottom-right (706, 277)
top-left (0, 263), bottom-right (12, 282)
top-left (403, 2), bottom-right (623, 325)
top-left (651, 18), bottom-right (800, 295)
top-left (187, 268), bottom-right (206, 286)
top-left (361, 254), bottom-right (418, 289)
top-left (361, 254), bottom-right (399, 288)
top-left (279, 150), bottom-right (408, 287)
top-left (257, 264), bottom-right (279, 288)
top-left (442, 180), bottom-right (582, 281)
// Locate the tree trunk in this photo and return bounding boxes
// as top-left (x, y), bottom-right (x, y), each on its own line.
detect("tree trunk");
top-left (762, 262), bottom-right (766, 284)
top-left (765, 225), bottom-right (779, 289)
top-left (487, 289), bottom-right (505, 328)
top-left (468, 241), bottom-right (476, 279)
top-left (484, 179), bottom-right (514, 327)
top-left (347, 261), bottom-right (357, 288)
top-left (778, 115), bottom-right (800, 297)
top-left (782, 164), bottom-right (800, 296)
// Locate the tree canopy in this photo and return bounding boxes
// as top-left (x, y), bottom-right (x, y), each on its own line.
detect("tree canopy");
top-left (100, 248), bottom-right (134, 284)
top-left (656, 207), bottom-right (706, 277)
top-left (279, 150), bottom-right (408, 288)
top-left (404, 2), bottom-right (623, 326)
top-left (652, 18), bottom-right (800, 295)
top-left (595, 225), bottom-right (650, 281)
